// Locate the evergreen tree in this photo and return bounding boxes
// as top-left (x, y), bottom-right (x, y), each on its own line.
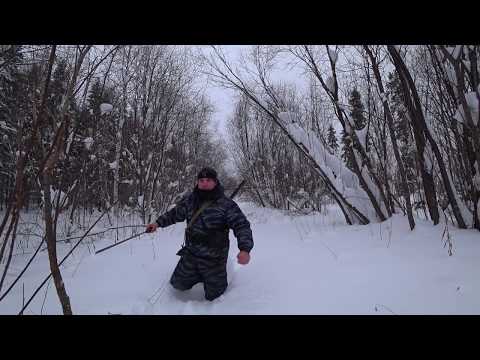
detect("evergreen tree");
top-left (341, 88), bottom-right (366, 170)
top-left (327, 124), bottom-right (339, 153)
top-left (386, 71), bottom-right (410, 145)
top-left (386, 71), bottom-right (416, 188)
top-left (0, 46), bottom-right (25, 207)
top-left (349, 88), bottom-right (367, 130)
top-left (81, 78), bottom-right (116, 209)
top-left (87, 78), bottom-right (106, 116)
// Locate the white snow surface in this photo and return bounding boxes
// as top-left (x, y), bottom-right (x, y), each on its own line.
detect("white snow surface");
top-left (278, 112), bottom-right (374, 221)
top-left (100, 103), bottom-right (113, 115)
top-left (83, 137), bottom-right (94, 150)
top-left (453, 92), bottom-right (480, 126)
top-left (379, 92), bottom-right (388, 104)
top-left (327, 47), bottom-right (338, 64)
top-left (465, 92), bottom-right (480, 126)
top-left (326, 76), bottom-right (335, 93)
top-left (356, 127), bottom-right (368, 150)
top-left (453, 45), bottom-right (463, 59)
top-left (2, 201), bottom-right (480, 315)
top-left (168, 181), bottom-right (179, 189)
top-left (0, 121), bottom-right (15, 132)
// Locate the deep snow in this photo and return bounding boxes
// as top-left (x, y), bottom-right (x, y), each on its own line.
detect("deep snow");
top-left (1, 202), bottom-right (479, 315)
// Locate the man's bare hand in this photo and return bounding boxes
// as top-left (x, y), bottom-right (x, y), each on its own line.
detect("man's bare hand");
top-left (237, 250), bottom-right (250, 265)
top-left (146, 223), bottom-right (158, 233)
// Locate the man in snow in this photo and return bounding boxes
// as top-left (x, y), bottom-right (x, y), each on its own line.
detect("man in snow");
top-left (146, 167), bottom-right (253, 301)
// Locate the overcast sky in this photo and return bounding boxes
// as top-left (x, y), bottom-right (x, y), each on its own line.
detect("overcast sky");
top-left (200, 45), bottom-right (308, 138)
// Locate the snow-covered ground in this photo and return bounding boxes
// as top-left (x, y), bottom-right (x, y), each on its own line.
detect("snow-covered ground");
top-left (1, 202), bottom-right (479, 315)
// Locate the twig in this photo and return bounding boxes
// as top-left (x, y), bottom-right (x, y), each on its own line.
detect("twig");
top-left (0, 236), bottom-right (46, 303)
top-left (378, 221), bottom-right (384, 245)
top-left (38, 224), bottom-right (147, 252)
top-left (374, 303), bottom-right (397, 315)
top-left (286, 198), bottom-right (310, 215)
top-left (290, 214), bottom-right (305, 242)
top-left (318, 239), bottom-right (339, 260)
top-left (71, 245), bottom-right (90, 278)
top-left (55, 225), bottom-right (147, 243)
top-left (19, 203), bottom-right (115, 315)
top-left (16, 233), bottom-right (43, 239)
top-left (16, 222), bottom-right (43, 229)
top-left (0, 214), bottom-right (21, 292)
top-left (12, 252), bottom-right (34, 257)
top-left (95, 232), bottom-right (145, 255)
top-left (147, 277), bottom-right (169, 306)
top-left (151, 239), bottom-right (156, 261)
top-left (387, 217), bottom-right (393, 248)
top-left (41, 278), bottom-right (52, 315)
top-left (441, 210), bottom-right (454, 256)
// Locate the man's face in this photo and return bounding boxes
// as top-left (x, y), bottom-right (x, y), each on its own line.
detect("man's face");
top-left (197, 177), bottom-right (217, 191)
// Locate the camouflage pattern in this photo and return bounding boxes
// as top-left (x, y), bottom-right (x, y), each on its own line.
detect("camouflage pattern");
top-left (155, 182), bottom-right (253, 300)
top-left (169, 247), bottom-right (228, 300)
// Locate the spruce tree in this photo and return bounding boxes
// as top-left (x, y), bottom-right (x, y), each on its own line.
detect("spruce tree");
top-left (0, 46), bottom-right (24, 207)
top-left (341, 88), bottom-right (366, 170)
top-left (386, 71), bottom-right (416, 187)
top-left (327, 124), bottom-right (339, 153)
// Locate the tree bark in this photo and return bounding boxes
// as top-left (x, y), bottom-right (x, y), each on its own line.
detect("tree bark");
top-left (389, 46), bottom-right (467, 228)
top-left (41, 167), bottom-right (72, 315)
top-left (364, 46), bottom-right (415, 230)
top-left (388, 46), bottom-right (441, 225)
top-left (301, 46), bottom-right (389, 222)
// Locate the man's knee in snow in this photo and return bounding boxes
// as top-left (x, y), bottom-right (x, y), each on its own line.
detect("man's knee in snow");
top-left (204, 286), bottom-right (227, 301)
top-left (170, 279), bottom-right (192, 291)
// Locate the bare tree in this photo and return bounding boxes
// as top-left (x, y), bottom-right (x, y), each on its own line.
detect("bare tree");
top-left (363, 45), bottom-right (415, 230)
top-left (388, 46), bottom-right (467, 228)
top-left (203, 46), bottom-right (370, 225)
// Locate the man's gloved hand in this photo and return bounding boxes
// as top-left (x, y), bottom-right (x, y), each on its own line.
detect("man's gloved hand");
top-left (146, 223), bottom-right (158, 233)
top-left (237, 250), bottom-right (250, 265)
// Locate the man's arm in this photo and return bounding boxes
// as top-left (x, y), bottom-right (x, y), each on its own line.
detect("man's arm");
top-left (155, 195), bottom-right (189, 228)
top-left (225, 201), bottom-right (253, 254)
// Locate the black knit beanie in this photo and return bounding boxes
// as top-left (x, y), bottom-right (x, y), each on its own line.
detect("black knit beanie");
top-left (197, 167), bottom-right (217, 181)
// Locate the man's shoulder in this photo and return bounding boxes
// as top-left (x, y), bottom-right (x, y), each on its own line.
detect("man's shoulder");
top-left (175, 191), bottom-right (194, 204)
top-left (218, 195), bottom-right (239, 209)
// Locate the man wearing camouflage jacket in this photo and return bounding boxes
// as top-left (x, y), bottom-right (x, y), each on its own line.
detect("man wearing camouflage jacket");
top-left (146, 167), bottom-right (253, 301)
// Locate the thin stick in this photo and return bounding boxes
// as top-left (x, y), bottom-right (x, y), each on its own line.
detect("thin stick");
top-left (41, 279), bottom-right (52, 315)
top-left (95, 232), bottom-right (145, 255)
top-left (387, 217), bottom-right (393, 248)
top-left (317, 239), bottom-right (339, 261)
top-left (15, 233), bottom-right (43, 239)
top-left (0, 213), bottom-right (20, 292)
top-left (151, 239), bottom-right (156, 261)
top-left (374, 303), bottom-right (397, 315)
top-left (71, 245), bottom-right (90, 278)
top-left (55, 225), bottom-right (147, 244)
top-left (148, 277), bottom-right (169, 306)
top-left (0, 237), bottom-right (46, 303)
top-left (19, 203), bottom-right (115, 315)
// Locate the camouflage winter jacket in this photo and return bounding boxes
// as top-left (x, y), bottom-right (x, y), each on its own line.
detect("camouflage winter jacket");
top-left (155, 183), bottom-right (253, 259)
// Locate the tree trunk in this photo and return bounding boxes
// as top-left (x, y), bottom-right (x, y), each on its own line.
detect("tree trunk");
top-left (32, 45), bottom-right (91, 314)
top-left (303, 46), bottom-right (390, 221)
top-left (113, 123), bottom-right (123, 217)
top-left (41, 171), bottom-right (72, 315)
top-left (389, 46), bottom-right (467, 228)
top-left (364, 46), bottom-right (415, 230)
top-left (0, 212), bottom-right (18, 292)
top-left (388, 46), bottom-right (440, 225)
